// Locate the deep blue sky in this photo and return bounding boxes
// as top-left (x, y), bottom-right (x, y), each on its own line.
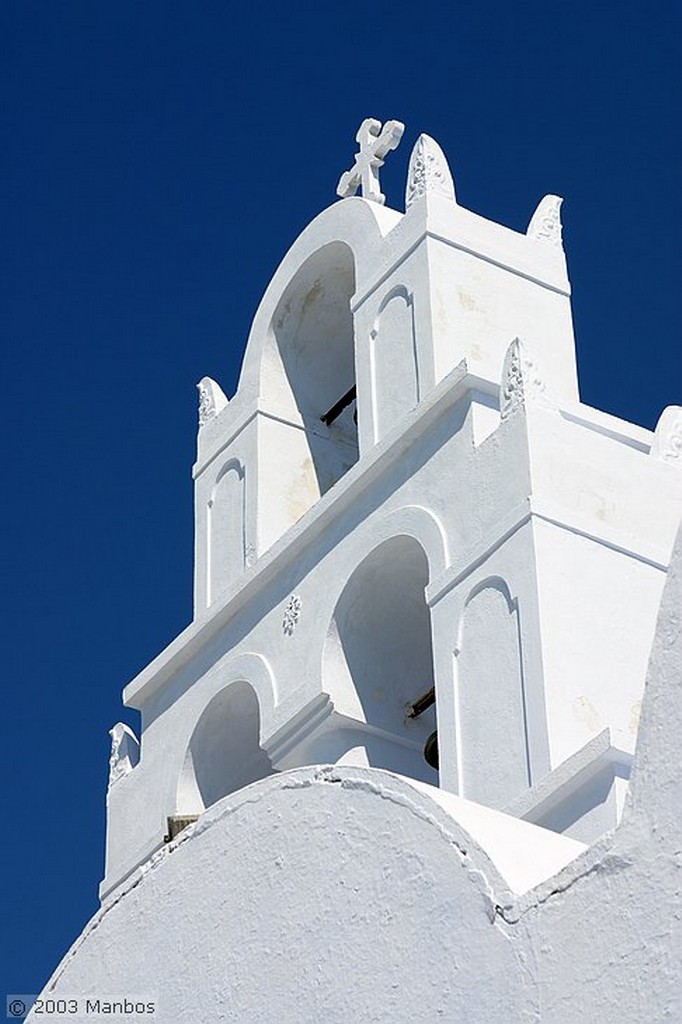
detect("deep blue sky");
top-left (3, 0), bottom-right (680, 998)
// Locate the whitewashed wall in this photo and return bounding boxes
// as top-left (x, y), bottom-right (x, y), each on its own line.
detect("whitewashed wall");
top-left (102, 155), bottom-right (682, 899)
top-left (33, 522), bottom-right (682, 1023)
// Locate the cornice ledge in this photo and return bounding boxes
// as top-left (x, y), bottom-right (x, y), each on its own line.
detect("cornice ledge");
top-left (124, 359), bottom-right (472, 709)
top-left (427, 494), bottom-right (669, 607)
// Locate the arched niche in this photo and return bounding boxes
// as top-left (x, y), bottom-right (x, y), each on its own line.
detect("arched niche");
top-left (322, 535), bottom-right (437, 783)
top-left (371, 287), bottom-right (418, 441)
top-left (261, 241), bottom-right (359, 499)
top-left (207, 460), bottom-right (245, 605)
top-left (455, 579), bottom-right (530, 809)
top-left (177, 681), bottom-right (273, 815)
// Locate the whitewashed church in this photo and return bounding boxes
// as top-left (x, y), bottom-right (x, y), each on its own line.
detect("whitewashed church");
top-left (33, 121), bottom-right (682, 1022)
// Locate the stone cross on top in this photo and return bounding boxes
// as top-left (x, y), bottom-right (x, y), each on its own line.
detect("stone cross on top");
top-left (337, 117), bottom-right (404, 205)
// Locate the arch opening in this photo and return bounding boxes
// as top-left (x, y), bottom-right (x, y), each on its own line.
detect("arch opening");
top-left (322, 535), bottom-right (438, 784)
top-left (177, 681), bottom-right (274, 815)
top-left (263, 241), bottom-right (359, 501)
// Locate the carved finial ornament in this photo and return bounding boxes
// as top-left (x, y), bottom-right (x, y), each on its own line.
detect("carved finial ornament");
top-left (337, 118), bottom-right (405, 205)
top-left (652, 406), bottom-right (682, 465)
top-left (108, 722), bottom-right (140, 787)
top-left (405, 134), bottom-right (456, 209)
top-left (500, 338), bottom-right (548, 420)
top-left (527, 195), bottom-right (564, 247)
top-left (197, 376), bottom-right (229, 428)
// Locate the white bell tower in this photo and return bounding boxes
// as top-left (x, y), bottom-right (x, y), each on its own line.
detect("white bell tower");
top-left (32, 119), bottom-right (682, 1024)
top-left (101, 122), bottom-right (682, 902)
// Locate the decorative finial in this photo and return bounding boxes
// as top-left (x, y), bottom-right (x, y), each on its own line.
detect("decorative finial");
top-left (527, 195), bottom-right (564, 247)
top-left (651, 406), bottom-right (682, 465)
top-left (197, 376), bottom-right (229, 427)
top-left (108, 723), bottom-right (140, 787)
top-left (337, 118), bottom-right (405, 205)
top-left (500, 338), bottom-right (548, 420)
top-left (405, 134), bottom-right (456, 209)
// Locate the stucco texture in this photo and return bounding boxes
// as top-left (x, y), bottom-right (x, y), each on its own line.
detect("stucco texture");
top-left (43, 768), bottom-right (529, 1022)
top-left (37, 521), bottom-right (682, 1023)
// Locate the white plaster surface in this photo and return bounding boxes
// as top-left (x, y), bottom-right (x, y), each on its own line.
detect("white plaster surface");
top-left (35, 767), bottom-right (578, 1023)
top-left (35, 129), bottom-right (682, 1020)
top-left (99, 136), bottom-right (682, 896)
top-left (33, 520), bottom-right (682, 1022)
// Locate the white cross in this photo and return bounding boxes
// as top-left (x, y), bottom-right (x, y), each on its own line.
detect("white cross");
top-left (337, 118), bottom-right (405, 205)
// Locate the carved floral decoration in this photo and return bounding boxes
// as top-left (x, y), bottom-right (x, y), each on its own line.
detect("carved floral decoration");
top-left (405, 134), bottom-right (456, 209)
top-left (526, 195), bottom-right (563, 247)
top-left (500, 338), bottom-right (547, 420)
top-left (108, 722), bottom-right (140, 787)
top-left (197, 376), bottom-right (229, 428)
top-left (283, 595), bottom-right (302, 636)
